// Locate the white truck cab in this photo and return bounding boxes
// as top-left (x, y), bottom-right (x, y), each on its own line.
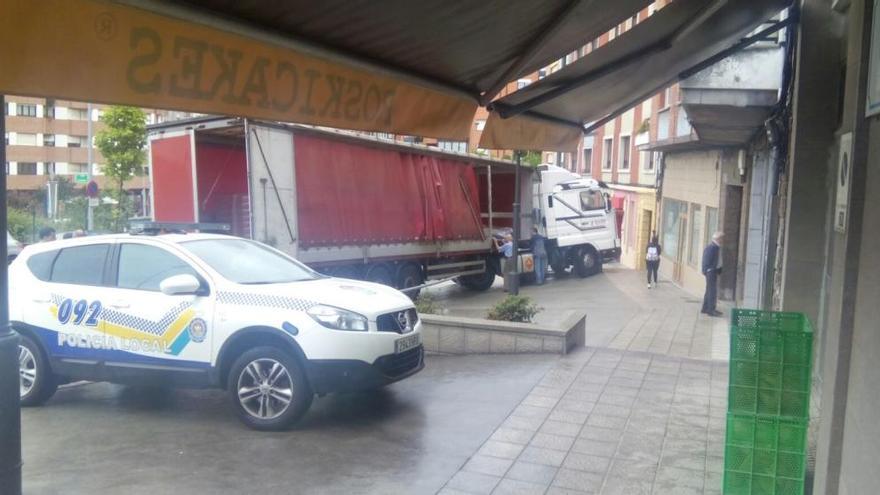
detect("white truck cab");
top-left (530, 166), bottom-right (620, 277)
top-left (10, 226), bottom-right (423, 430)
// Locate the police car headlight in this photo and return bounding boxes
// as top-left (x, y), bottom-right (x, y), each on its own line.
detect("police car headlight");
top-left (307, 305), bottom-right (369, 332)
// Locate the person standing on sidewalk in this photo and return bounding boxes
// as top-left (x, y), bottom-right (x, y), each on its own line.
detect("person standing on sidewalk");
top-left (645, 233), bottom-right (661, 288)
top-left (531, 227), bottom-right (548, 285)
top-left (701, 231), bottom-right (724, 316)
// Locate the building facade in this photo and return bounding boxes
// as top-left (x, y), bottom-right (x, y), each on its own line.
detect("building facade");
top-left (4, 96), bottom-right (190, 204)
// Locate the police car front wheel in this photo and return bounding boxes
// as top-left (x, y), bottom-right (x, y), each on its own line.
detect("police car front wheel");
top-left (18, 333), bottom-right (58, 407)
top-left (229, 346), bottom-right (313, 430)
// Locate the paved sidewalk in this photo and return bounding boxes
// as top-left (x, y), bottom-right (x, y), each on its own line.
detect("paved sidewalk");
top-left (432, 266), bottom-right (732, 494)
top-left (439, 348), bottom-right (728, 495)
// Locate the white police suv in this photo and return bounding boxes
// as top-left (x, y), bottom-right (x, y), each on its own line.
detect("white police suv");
top-left (10, 230), bottom-right (423, 430)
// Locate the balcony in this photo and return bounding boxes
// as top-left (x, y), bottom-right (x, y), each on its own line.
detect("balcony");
top-left (641, 40), bottom-right (784, 152)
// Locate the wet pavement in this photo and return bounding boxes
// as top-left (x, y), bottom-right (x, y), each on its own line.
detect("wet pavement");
top-left (21, 354), bottom-right (556, 494)
top-left (430, 266), bottom-right (731, 495)
top-left (22, 265), bottom-right (732, 494)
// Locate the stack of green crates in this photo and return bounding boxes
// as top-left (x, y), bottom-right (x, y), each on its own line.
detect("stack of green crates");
top-left (723, 309), bottom-right (813, 495)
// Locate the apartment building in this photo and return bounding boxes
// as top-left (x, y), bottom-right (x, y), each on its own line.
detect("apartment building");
top-left (4, 96), bottom-right (189, 199)
top-left (637, 17), bottom-right (786, 303)
top-left (577, 6), bottom-right (663, 271)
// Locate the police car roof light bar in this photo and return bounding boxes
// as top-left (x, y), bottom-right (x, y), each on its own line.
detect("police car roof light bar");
top-left (129, 220), bottom-right (232, 235)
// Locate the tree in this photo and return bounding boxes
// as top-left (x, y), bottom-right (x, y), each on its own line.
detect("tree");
top-left (95, 106), bottom-right (147, 231)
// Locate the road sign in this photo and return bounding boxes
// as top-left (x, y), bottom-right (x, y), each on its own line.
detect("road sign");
top-left (86, 180), bottom-right (99, 198)
top-left (88, 197), bottom-right (99, 207)
top-left (74, 173), bottom-right (89, 184)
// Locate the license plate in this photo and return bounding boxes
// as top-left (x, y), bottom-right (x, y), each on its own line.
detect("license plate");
top-left (395, 333), bottom-right (421, 354)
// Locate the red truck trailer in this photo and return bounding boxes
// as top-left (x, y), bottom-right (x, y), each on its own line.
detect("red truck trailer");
top-left (147, 117), bottom-right (533, 293)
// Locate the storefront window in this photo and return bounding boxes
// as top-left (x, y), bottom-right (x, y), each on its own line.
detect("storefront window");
top-left (688, 204), bottom-right (703, 266)
top-left (661, 199), bottom-right (686, 259)
top-left (705, 206), bottom-right (719, 245)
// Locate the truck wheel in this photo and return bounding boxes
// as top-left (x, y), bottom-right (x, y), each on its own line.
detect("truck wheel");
top-left (228, 346), bottom-right (313, 431)
top-left (396, 263), bottom-right (424, 298)
top-left (366, 263), bottom-right (395, 286)
top-left (458, 269), bottom-right (496, 291)
top-left (19, 333), bottom-right (58, 407)
top-left (575, 246), bottom-right (602, 278)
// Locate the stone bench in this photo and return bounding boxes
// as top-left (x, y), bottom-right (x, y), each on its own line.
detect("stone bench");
top-left (419, 310), bottom-right (586, 355)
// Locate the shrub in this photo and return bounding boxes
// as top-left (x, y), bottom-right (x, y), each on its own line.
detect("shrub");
top-left (414, 294), bottom-right (443, 315)
top-left (487, 295), bottom-right (541, 323)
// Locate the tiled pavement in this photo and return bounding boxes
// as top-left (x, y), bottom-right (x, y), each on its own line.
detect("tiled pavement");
top-left (438, 348), bottom-right (729, 495)
top-left (431, 266), bottom-right (733, 495)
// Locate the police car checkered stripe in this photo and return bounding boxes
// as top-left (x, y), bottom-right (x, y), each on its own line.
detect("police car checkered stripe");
top-left (99, 301), bottom-right (192, 336)
top-left (217, 291), bottom-right (317, 311)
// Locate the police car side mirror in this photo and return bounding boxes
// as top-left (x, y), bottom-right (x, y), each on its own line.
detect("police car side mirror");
top-left (160, 274), bottom-right (202, 296)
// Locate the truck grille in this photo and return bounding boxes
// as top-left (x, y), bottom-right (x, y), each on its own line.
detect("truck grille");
top-left (377, 308), bottom-right (419, 334)
top-left (376, 346), bottom-right (423, 378)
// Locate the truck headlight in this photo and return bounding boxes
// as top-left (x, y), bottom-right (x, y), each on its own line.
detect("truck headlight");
top-left (307, 305), bottom-right (369, 331)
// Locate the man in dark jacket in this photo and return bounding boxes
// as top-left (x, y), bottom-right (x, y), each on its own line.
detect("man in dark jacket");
top-left (701, 231), bottom-right (724, 316)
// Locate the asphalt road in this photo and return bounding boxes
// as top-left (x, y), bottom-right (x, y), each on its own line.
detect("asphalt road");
top-left (21, 353), bottom-right (557, 495)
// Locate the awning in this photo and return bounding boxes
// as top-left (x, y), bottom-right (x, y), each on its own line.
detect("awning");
top-left (482, 0), bottom-right (790, 150)
top-left (0, 0), bottom-right (652, 141)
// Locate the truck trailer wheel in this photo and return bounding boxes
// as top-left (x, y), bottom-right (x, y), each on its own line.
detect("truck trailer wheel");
top-left (457, 269), bottom-right (496, 291)
top-left (365, 263), bottom-right (395, 287)
top-left (575, 246), bottom-right (602, 277)
top-left (397, 263), bottom-right (424, 298)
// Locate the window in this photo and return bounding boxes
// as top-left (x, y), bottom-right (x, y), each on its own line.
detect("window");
top-left (661, 199), bottom-right (686, 259)
top-left (644, 151), bottom-right (656, 172)
top-left (117, 244), bottom-right (198, 291)
top-left (16, 133), bottom-right (37, 146)
top-left (438, 140), bottom-right (467, 153)
top-left (181, 239), bottom-right (319, 284)
top-left (46, 162), bottom-right (56, 175)
top-left (68, 163), bottom-right (88, 174)
top-left (619, 136), bottom-right (631, 170)
top-left (67, 135), bottom-right (85, 148)
top-left (583, 149), bottom-right (593, 173)
top-left (517, 78), bottom-right (532, 89)
top-left (17, 104), bottom-right (37, 117)
top-left (45, 105), bottom-right (55, 119)
top-left (68, 108), bottom-right (89, 120)
top-left (602, 138), bottom-right (613, 170)
top-left (50, 244), bottom-right (109, 286)
top-left (17, 162), bottom-right (37, 175)
top-left (705, 207), bottom-right (719, 245)
top-left (688, 204), bottom-right (703, 266)
top-left (580, 190), bottom-right (605, 211)
top-left (43, 134), bottom-right (55, 147)
top-left (27, 251), bottom-right (58, 281)
top-left (538, 69), bottom-right (547, 79)
top-left (474, 120), bottom-right (486, 131)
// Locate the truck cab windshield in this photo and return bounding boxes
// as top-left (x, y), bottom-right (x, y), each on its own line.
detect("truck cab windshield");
top-left (182, 238), bottom-right (321, 284)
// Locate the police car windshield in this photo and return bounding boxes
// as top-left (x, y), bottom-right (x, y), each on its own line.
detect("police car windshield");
top-left (181, 239), bottom-right (320, 284)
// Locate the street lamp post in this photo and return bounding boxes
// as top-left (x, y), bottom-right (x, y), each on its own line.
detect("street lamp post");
top-left (0, 94), bottom-right (23, 493)
top-left (508, 151), bottom-right (523, 296)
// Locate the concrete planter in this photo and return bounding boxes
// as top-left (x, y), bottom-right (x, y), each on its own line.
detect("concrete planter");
top-left (419, 311), bottom-right (586, 355)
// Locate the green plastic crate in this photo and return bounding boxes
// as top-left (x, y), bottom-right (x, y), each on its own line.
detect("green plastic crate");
top-left (729, 309), bottom-right (814, 419)
top-left (723, 413), bottom-right (809, 495)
